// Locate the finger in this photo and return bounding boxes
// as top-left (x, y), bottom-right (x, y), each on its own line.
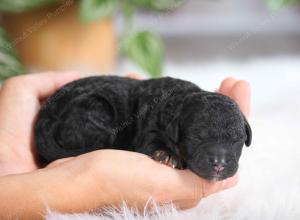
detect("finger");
top-left (218, 77), bottom-right (237, 95)
top-left (1, 72), bottom-right (80, 101)
top-left (26, 72), bottom-right (80, 100)
top-left (127, 72), bottom-right (143, 80)
top-left (229, 80), bottom-right (251, 118)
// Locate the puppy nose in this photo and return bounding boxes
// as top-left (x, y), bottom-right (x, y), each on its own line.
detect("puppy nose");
top-left (213, 163), bottom-right (225, 172)
top-left (209, 157), bottom-right (226, 172)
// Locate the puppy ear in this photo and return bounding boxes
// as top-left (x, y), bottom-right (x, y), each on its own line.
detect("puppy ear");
top-left (166, 116), bottom-right (179, 143)
top-left (244, 116), bottom-right (252, 147)
top-left (166, 93), bottom-right (201, 144)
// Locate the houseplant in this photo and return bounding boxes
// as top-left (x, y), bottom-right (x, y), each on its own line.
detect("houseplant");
top-left (0, 0), bottom-right (185, 81)
top-left (0, 26), bottom-right (24, 81)
top-left (267, 0), bottom-right (300, 9)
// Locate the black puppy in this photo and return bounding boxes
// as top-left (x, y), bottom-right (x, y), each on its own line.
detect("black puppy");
top-left (35, 76), bottom-right (251, 181)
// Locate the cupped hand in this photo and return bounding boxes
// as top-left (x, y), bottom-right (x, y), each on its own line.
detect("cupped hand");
top-left (0, 73), bottom-right (250, 211)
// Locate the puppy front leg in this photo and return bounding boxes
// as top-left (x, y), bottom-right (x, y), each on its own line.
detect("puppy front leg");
top-left (135, 132), bottom-right (184, 169)
top-left (151, 150), bottom-right (183, 169)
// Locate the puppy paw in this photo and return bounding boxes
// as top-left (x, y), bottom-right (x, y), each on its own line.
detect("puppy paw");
top-left (151, 150), bottom-right (179, 168)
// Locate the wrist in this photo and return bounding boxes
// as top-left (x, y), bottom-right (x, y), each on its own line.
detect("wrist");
top-left (0, 166), bottom-right (101, 219)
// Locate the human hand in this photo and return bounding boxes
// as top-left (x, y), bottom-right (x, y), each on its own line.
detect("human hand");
top-left (0, 73), bottom-right (250, 212)
top-left (0, 72), bottom-right (80, 175)
top-left (0, 149), bottom-right (238, 219)
top-left (37, 149), bottom-right (237, 212)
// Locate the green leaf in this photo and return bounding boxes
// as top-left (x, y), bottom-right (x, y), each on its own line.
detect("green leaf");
top-left (0, 27), bottom-right (25, 81)
top-left (267, 0), bottom-right (299, 9)
top-left (0, 0), bottom-right (56, 13)
top-left (79, 0), bottom-right (118, 22)
top-left (131, 0), bottom-right (185, 10)
top-left (151, 0), bottom-right (185, 10)
top-left (123, 31), bottom-right (164, 78)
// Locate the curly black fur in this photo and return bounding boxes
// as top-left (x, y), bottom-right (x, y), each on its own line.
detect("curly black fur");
top-left (35, 76), bottom-right (252, 180)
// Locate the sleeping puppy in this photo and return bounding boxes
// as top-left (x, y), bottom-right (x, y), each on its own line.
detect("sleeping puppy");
top-left (35, 76), bottom-right (252, 181)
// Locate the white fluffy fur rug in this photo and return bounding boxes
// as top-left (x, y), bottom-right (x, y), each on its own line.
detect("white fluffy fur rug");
top-left (47, 57), bottom-right (300, 220)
